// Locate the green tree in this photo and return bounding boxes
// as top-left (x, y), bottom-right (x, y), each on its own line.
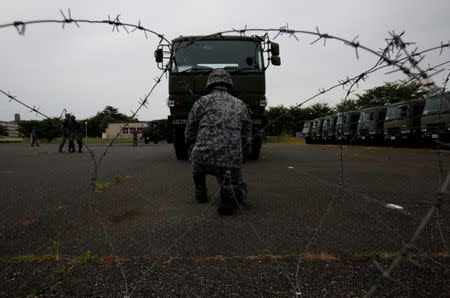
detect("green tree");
top-left (19, 118), bottom-right (61, 141)
top-left (303, 103), bottom-right (334, 119)
top-left (85, 106), bottom-right (137, 137)
top-left (265, 106), bottom-right (291, 136)
top-left (335, 99), bottom-right (359, 112)
top-left (0, 124), bottom-right (7, 136)
top-left (355, 81), bottom-right (429, 108)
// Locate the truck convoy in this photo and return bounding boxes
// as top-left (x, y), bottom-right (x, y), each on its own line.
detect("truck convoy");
top-left (154, 35), bottom-right (281, 160)
top-left (303, 92), bottom-right (448, 147)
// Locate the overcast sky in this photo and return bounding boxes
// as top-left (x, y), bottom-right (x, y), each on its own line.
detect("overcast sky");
top-left (1, 0), bottom-right (449, 121)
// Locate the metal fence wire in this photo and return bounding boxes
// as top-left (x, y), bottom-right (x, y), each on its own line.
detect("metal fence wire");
top-left (0, 10), bottom-right (449, 297)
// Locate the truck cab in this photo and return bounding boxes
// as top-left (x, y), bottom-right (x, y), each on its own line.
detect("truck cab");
top-left (302, 120), bottom-right (312, 144)
top-left (421, 92), bottom-right (450, 144)
top-left (357, 106), bottom-right (387, 144)
top-left (311, 118), bottom-right (324, 143)
top-left (384, 99), bottom-right (425, 145)
top-left (335, 111), bottom-right (360, 143)
top-left (155, 35), bottom-right (280, 160)
top-left (321, 115), bottom-right (337, 143)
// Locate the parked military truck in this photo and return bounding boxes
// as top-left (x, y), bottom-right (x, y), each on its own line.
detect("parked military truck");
top-left (302, 120), bottom-right (312, 144)
top-left (421, 92), bottom-right (450, 144)
top-left (311, 118), bottom-right (324, 143)
top-left (335, 111), bottom-right (360, 143)
top-left (356, 106), bottom-right (387, 144)
top-left (384, 99), bottom-right (425, 145)
top-left (154, 35), bottom-right (281, 160)
top-left (321, 115), bottom-right (337, 143)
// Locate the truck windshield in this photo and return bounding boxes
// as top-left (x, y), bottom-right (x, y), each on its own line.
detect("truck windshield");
top-left (336, 115), bottom-right (346, 125)
top-left (171, 40), bottom-right (263, 72)
top-left (423, 94), bottom-right (450, 115)
top-left (358, 111), bottom-right (373, 123)
top-left (385, 105), bottom-right (408, 121)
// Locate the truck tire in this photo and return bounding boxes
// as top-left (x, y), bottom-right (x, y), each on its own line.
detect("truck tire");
top-left (248, 135), bottom-right (262, 160)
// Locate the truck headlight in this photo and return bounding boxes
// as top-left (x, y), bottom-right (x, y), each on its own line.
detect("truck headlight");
top-left (167, 99), bottom-right (175, 107)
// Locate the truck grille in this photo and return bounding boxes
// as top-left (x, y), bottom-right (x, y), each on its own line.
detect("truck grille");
top-left (426, 123), bottom-right (446, 133)
top-left (358, 129), bottom-right (369, 136)
top-left (387, 127), bottom-right (400, 135)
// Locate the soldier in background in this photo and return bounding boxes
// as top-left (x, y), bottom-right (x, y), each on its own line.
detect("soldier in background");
top-left (132, 129), bottom-right (138, 147)
top-left (30, 127), bottom-right (39, 147)
top-left (185, 69), bottom-right (251, 215)
top-left (68, 115), bottom-right (82, 153)
top-left (58, 113), bottom-right (72, 152)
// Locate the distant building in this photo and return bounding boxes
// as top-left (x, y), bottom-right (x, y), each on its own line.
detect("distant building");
top-left (14, 113), bottom-right (21, 122)
top-left (0, 121), bottom-right (19, 137)
top-left (103, 122), bottom-right (147, 139)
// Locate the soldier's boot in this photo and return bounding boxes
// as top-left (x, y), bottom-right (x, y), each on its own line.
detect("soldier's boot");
top-left (217, 185), bottom-right (236, 215)
top-left (193, 174), bottom-right (208, 203)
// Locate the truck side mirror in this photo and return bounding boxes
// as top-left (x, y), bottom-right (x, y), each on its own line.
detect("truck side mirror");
top-left (154, 49), bottom-right (163, 63)
top-left (271, 42), bottom-right (280, 56)
top-left (271, 56), bottom-right (281, 66)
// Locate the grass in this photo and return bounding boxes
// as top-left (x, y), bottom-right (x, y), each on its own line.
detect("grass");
top-left (114, 175), bottom-right (130, 184)
top-left (266, 136), bottom-right (306, 144)
top-left (20, 137), bottom-right (135, 144)
top-left (95, 181), bottom-right (112, 192)
top-left (56, 250), bottom-right (96, 276)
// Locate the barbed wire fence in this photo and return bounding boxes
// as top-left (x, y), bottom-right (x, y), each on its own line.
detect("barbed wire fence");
top-left (1, 10), bottom-right (449, 297)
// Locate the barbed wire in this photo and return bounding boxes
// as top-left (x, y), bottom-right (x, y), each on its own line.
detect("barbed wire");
top-left (1, 14), bottom-right (449, 296)
top-left (0, 9), bottom-right (171, 45)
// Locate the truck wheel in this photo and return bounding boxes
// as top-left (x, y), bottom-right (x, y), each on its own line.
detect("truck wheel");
top-left (174, 142), bottom-right (188, 160)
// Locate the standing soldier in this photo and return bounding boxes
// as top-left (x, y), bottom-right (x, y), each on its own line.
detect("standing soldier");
top-left (185, 69), bottom-right (251, 215)
top-left (30, 127), bottom-right (39, 147)
top-left (58, 113), bottom-right (72, 152)
top-left (132, 129), bottom-right (138, 147)
top-left (68, 115), bottom-right (80, 153)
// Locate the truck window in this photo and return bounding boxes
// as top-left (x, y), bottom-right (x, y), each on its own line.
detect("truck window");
top-left (171, 40), bottom-right (263, 72)
top-left (400, 106), bottom-right (408, 118)
top-left (412, 104), bottom-right (424, 116)
top-left (423, 97), bottom-right (441, 115)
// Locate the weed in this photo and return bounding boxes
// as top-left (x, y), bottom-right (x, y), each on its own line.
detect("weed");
top-left (114, 175), bottom-right (127, 184)
top-left (95, 181), bottom-right (111, 192)
top-left (56, 250), bottom-right (96, 276)
top-left (11, 254), bottom-right (56, 263)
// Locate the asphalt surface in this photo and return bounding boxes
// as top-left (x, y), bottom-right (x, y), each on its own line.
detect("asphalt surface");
top-left (0, 142), bottom-right (449, 297)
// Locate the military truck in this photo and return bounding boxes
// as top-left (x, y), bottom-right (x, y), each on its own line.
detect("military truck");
top-left (302, 120), bottom-right (312, 144)
top-left (321, 115), bottom-right (337, 143)
top-left (310, 118), bottom-right (324, 143)
top-left (384, 99), bottom-right (425, 145)
top-left (421, 92), bottom-right (450, 144)
top-left (356, 106), bottom-right (387, 144)
top-left (335, 111), bottom-right (360, 143)
top-left (154, 35), bottom-right (281, 160)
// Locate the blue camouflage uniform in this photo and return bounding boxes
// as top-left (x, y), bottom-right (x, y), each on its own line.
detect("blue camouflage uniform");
top-left (185, 69), bottom-right (251, 214)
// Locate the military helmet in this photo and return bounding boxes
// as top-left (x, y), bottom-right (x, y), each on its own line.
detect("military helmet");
top-left (206, 68), bottom-right (233, 90)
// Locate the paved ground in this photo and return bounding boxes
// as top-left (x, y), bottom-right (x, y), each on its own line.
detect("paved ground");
top-left (0, 142), bottom-right (449, 297)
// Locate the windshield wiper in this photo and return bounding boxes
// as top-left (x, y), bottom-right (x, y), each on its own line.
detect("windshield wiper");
top-left (228, 67), bottom-right (259, 74)
top-left (178, 66), bottom-right (212, 73)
